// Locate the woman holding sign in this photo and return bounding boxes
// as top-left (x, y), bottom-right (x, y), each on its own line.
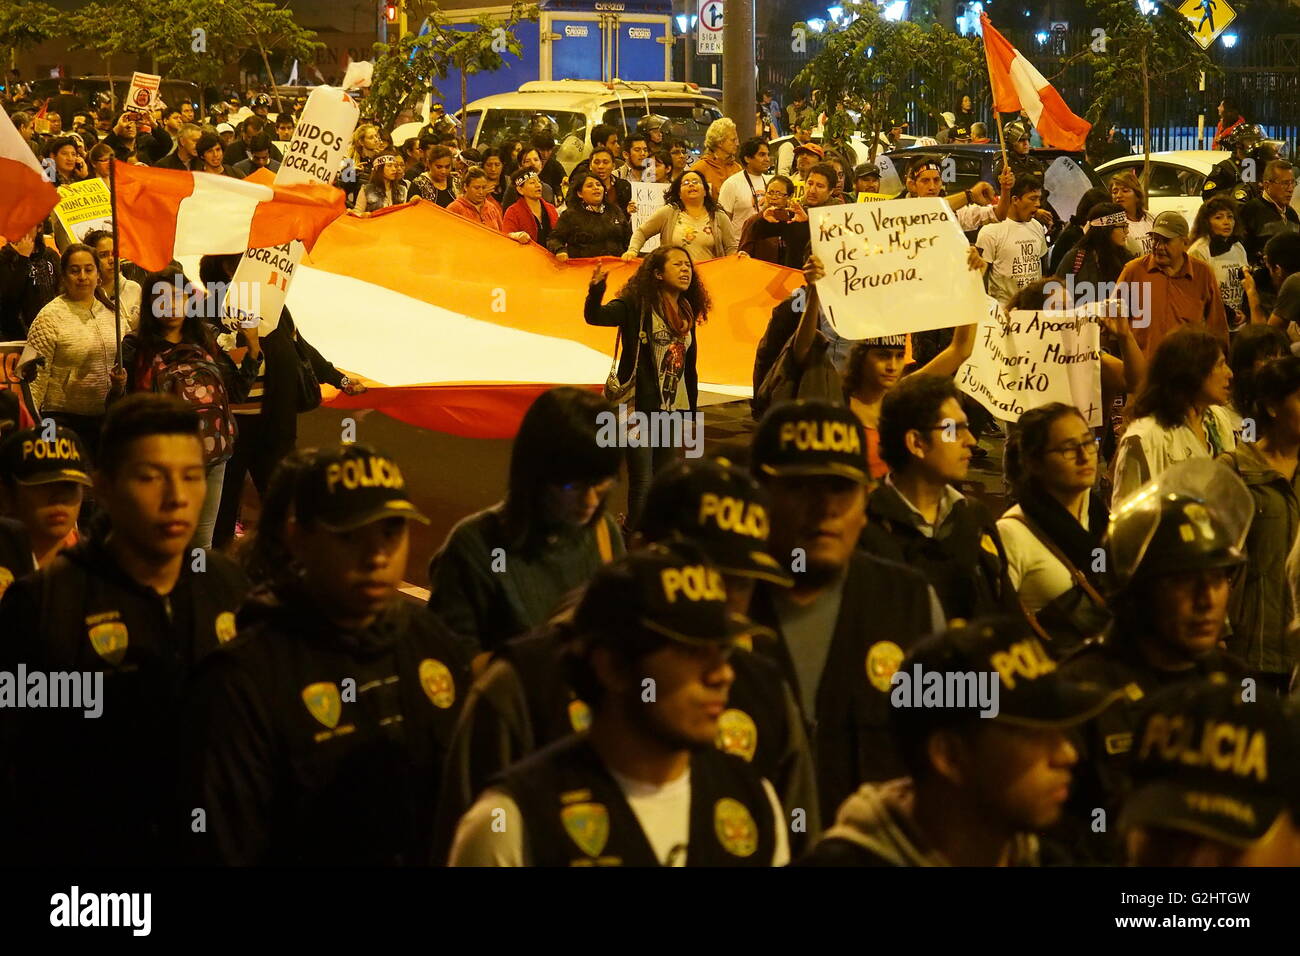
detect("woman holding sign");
top-left (623, 170), bottom-right (738, 263)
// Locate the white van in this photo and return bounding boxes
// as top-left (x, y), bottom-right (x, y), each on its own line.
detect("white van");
top-left (461, 80), bottom-right (723, 173)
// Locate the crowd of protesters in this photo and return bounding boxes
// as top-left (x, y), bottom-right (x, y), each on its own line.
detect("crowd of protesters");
top-left (1, 77), bottom-right (1300, 870)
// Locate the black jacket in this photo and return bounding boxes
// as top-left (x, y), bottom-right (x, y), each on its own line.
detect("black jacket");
top-left (0, 243), bottom-right (60, 340)
top-left (862, 482), bottom-right (1020, 622)
top-left (584, 280), bottom-right (698, 412)
top-left (539, 156), bottom-right (566, 197)
top-left (547, 204), bottom-right (632, 259)
top-left (1056, 631), bottom-right (1252, 863)
top-left (749, 550), bottom-right (937, 823)
top-left (0, 535), bottom-right (249, 865)
top-left (153, 151), bottom-right (195, 172)
top-left (182, 590), bottom-right (470, 865)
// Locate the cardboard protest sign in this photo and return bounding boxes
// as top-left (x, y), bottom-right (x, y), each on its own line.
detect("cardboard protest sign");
top-left (956, 305), bottom-right (1103, 426)
top-left (630, 180), bottom-right (668, 253)
top-left (0, 342), bottom-right (24, 396)
top-left (224, 86), bottom-right (358, 335)
top-left (52, 179), bottom-right (112, 249)
top-left (855, 192), bottom-right (891, 203)
top-left (125, 72), bottom-right (162, 113)
top-left (808, 197), bottom-right (987, 338)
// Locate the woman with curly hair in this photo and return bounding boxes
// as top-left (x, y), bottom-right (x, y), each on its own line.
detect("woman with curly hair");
top-left (585, 245), bottom-right (711, 522)
top-left (624, 169), bottom-right (738, 262)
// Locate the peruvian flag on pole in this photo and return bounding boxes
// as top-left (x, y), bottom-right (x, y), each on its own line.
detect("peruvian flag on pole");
top-left (981, 12), bottom-right (1091, 151)
top-left (113, 161), bottom-right (346, 271)
top-left (0, 107), bottom-right (59, 241)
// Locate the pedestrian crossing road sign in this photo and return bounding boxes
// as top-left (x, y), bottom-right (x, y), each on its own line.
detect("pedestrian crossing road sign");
top-left (1177, 0), bottom-right (1237, 50)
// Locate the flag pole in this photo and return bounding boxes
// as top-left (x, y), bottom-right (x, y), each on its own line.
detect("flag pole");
top-left (109, 158), bottom-right (122, 368)
top-left (980, 13), bottom-right (1009, 172)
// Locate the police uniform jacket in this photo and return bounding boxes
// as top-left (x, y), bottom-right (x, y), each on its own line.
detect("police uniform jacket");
top-left (0, 536), bottom-right (249, 865)
top-left (862, 482), bottom-right (1021, 622)
top-left (749, 549), bottom-right (936, 823)
top-left (491, 734), bottom-right (776, 866)
top-left (1056, 631), bottom-right (1251, 862)
top-left (434, 623), bottom-right (821, 862)
top-left (182, 589), bottom-right (470, 865)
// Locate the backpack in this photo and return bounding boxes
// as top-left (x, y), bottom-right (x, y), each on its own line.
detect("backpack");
top-left (149, 343), bottom-right (237, 465)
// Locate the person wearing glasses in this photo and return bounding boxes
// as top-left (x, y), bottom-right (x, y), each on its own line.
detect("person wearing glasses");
top-left (998, 403), bottom-right (1111, 654)
top-left (738, 175), bottom-right (804, 266)
top-left (426, 387), bottom-right (624, 663)
top-left (1241, 159), bottom-right (1300, 266)
top-left (861, 374), bottom-right (1021, 622)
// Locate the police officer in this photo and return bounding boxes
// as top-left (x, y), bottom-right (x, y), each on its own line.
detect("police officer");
top-left (182, 444), bottom-right (469, 864)
top-left (0, 395), bottom-right (249, 865)
top-left (436, 458), bottom-right (820, 860)
top-left (0, 424), bottom-right (91, 599)
top-left (993, 122), bottom-right (1045, 182)
top-left (249, 92), bottom-right (272, 120)
top-left (747, 400), bottom-right (943, 824)
top-left (1059, 459), bottom-right (1255, 860)
top-left (448, 542), bottom-right (789, 866)
top-left (801, 617), bottom-right (1118, 866)
top-left (1120, 677), bottom-right (1300, 866)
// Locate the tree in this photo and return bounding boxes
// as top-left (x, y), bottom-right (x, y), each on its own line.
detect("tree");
top-left (368, 1), bottom-right (539, 130)
top-left (1084, 0), bottom-right (1218, 187)
top-left (793, 1), bottom-right (981, 160)
top-left (63, 2), bottom-right (150, 106)
top-left (0, 0), bottom-right (60, 67)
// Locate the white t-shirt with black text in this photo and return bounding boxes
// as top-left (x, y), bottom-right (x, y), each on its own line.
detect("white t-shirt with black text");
top-left (976, 217), bottom-right (1048, 306)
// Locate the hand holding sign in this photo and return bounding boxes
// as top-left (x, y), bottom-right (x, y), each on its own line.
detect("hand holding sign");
top-left (807, 197), bottom-right (988, 339)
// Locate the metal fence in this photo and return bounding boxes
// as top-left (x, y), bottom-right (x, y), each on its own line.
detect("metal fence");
top-left (754, 28), bottom-right (1300, 153)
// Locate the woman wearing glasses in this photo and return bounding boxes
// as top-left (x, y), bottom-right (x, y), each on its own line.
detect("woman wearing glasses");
top-left (999, 403), bottom-right (1111, 652)
top-left (738, 176), bottom-right (805, 266)
top-left (426, 387), bottom-right (624, 662)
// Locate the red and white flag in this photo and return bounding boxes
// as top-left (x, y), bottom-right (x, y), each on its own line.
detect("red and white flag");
top-left (113, 161), bottom-right (346, 271)
top-left (0, 107), bottom-right (59, 241)
top-left (981, 13), bottom-right (1091, 151)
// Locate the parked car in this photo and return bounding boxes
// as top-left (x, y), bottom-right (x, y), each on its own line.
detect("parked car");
top-left (462, 80), bottom-right (723, 173)
top-left (1095, 149), bottom-right (1300, 222)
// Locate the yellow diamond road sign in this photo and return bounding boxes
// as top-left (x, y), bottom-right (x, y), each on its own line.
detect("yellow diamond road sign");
top-left (1177, 0), bottom-right (1237, 50)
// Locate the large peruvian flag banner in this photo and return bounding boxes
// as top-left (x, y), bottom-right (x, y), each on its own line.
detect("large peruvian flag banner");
top-left (113, 161), bottom-right (346, 271)
top-left (981, 12), bottom-right (1091, 151)
top-left (0, 108), bottom-right (59, 241)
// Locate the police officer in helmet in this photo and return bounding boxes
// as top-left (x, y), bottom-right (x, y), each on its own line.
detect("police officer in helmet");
top-left (994, 121), bottom-right (1045, 181)
top-left (1058, 459), bottom-right (1255, 860)
top-left (448, 541), bottom-right (790, 866)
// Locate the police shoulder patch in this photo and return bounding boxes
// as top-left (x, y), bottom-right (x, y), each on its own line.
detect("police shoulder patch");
top-left (418, 658), bottom-right (456, 709)
top-left (214, 611), bottom-right (237, 644)
top-left (714, 797), bottom-right (758, 858)
top-left (1104, 732), bottom-right (1133, 755)
top-left (866, 640), bottom-right (904, 693)
top-left (87, 618), bottom-right (128, 666)
top-left (715, 708), bottom-right (758, 762)
top-left (302, 682), bottom-right (341, 728)
top-left (561, 802), bottom-right (609, 858)
top-left (568, 697), bottom-right (592, 732)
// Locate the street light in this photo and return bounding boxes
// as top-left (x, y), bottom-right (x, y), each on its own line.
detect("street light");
top-left (881, 1), bottom-right (906, 20)
top-left (807, 18), bottom-right (828, 32)
top-left (1222, 33), bottom-right (1238, 48)
top-left (1035, 30), bottom-right (1048, 45)
top-left (828, 5), bottom-right (844, 22)
top-left (1137, 0), bottom-right (1157, 14)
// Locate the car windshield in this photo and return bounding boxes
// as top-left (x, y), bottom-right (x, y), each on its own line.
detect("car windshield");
top-left (602, 102), bottom-right (721, 152)
top-left (477, 109), bottom-right (586, 151)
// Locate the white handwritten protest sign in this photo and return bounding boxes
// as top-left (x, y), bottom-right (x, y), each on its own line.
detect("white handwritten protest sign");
top-left (224, 87), bottom-right (357, 334)
top-left (808, 197), bottom-right (987, 338)
top-left (1043, 155), bottom-right (1093, 224)
top-left (631, 180), bottom-right (668, 253)
top-left (956, 305), bottom-right (1103, 426)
